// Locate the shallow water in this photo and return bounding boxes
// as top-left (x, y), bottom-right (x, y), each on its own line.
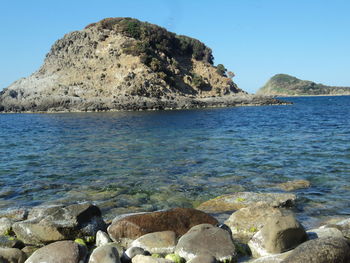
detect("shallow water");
top-left (0, 96), bottom-right (349, 226)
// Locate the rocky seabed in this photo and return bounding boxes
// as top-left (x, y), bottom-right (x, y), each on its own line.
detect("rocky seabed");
top-left (0, 190), bottom-right (349, 263)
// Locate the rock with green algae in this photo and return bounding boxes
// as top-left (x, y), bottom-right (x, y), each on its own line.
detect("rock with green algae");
top-left (197, 192), bottom-right (296, 213)
top-left (165, 254), bottom-right (185, 263)
top-left (224, 202), bottom-right (292, 243)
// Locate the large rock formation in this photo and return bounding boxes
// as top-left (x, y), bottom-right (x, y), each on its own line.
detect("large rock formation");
top-left (257, 74), bottom-right (350, 96)
top-left (0, 17), bottom-right (276, 112)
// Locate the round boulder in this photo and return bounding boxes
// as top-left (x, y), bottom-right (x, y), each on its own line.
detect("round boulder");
top-left (24, 241), bottom-right (87, 263)
top-left (175, 224), bottom-right (237, 262)
top-left (282, 237), bottom-right (350, 263)
top-left (248, 214), bottom-right (307, 257)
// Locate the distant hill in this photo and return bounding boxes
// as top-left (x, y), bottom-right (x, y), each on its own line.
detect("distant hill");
top-left (257, 74), bottom-right (350, 96)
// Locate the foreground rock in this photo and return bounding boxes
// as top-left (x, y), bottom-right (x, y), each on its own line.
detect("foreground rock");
top-left (282, 237), bottom-right (350, 263)
top-left (131, 255), bottom-right (172, 263)
top-left (25, 241), bottom-right (87, 263)
top-left (107, 208), bottom-right (218, 242)
top-left (187, 254), bottom-right (218, 263)
top-left (131, 231), bottom-right (177, 254)
top-left (175, 224), bottom-right (237, 262)
top-left (13, 203), bottom-right (106, 245)
top-left (225, 203), bottom-right (292, 243)
top-left (0, 235), bottom-right (25, 249)
top-left (307, 227), bottom-right (344, 240)
top-left (88, 243), bottom-right (121, 263)
top-left (248, 214), bottom-right (307, 257)
top-left (0, 217), bottom-right (13, 235)
top-left (0, 247), bottom-right (27, 263)
top-left (197, 192), bottom-right (296, 213)
top-left (274, 180), bottom-right (311, 191)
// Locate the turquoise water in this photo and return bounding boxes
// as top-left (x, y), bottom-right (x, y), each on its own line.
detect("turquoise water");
top-left (0, 96), bottom-right (349, 226)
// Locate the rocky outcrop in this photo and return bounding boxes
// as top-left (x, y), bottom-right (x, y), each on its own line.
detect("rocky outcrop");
top-left (257, 74), bottom-right (350, 96)
top-left (0, 17), bottom-right (281, 113)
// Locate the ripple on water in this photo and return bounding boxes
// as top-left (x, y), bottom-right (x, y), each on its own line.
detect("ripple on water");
top-left (0, 96), bottom-right (349, 227)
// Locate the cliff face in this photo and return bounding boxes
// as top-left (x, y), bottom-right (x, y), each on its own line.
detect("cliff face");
top-left (0, 17), bottom-right (246, 112)
top-left (257, 74), bottom-right (350, 96)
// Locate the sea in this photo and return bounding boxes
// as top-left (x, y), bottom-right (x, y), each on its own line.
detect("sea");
top-left (0, 96), bottom-right (349, 227)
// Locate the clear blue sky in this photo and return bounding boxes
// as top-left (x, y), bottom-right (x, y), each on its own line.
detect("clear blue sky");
top-left (1, 0), bottom-right (349, 93)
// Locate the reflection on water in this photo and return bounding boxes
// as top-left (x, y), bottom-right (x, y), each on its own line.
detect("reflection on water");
top-left (0, 96), bottom-right (349, 226)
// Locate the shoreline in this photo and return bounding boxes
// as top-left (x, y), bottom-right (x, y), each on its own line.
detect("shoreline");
top-left (0, 95), bottom-right (291, 114)
top-left (0, 191), bottom-right (349, 263)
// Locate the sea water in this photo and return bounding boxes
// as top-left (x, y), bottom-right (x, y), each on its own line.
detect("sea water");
top-left (0, 96), bottom-right (349, 226)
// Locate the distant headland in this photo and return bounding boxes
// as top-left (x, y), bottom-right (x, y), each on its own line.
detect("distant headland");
top-left (257, 74), bottom-right (350, 97)
top-left (0, 18), bottom-right (286, 113)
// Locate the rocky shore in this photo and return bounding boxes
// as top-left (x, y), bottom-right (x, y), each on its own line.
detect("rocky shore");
top-left (0, 187), bottom-right (349, 263)
top-left (0, 94), bottom-right (289, 113)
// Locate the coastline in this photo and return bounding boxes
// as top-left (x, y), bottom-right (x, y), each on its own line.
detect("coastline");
top-left (0, 95), bottom-right (291, 114)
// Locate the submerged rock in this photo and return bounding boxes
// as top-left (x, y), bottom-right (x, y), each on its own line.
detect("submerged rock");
top-left (197, 192), bottom-right (296, 213)
top-left (282, 237), bottom-right (350, 263)
top-left (274, 180), bottom-right (311, 192)
top-left (107, 208), bottom-right (218, 242)
top-left (175, 224), bottom-right (237, 262)
top-left (12, 203), bottom-right (106, 245)
top-left (24, 241), bottom-right (87, 263)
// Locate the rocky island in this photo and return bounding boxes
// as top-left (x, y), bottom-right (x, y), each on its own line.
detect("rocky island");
top-left (0, 18), bottom-right (285, 113)
top-left (257, 74), bottom-right (350, 97)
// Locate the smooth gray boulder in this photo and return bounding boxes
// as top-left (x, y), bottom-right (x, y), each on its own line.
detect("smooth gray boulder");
top-left (13, 203), bottom-right (106, 245)
top-left (88, 243), bottom-right (121, 263)
top-left (131, 255), bottom-right (172, 263)
top-left (282, 237), bottom-right (350, 263)
top-left (307, 227), bottom-right (344, 240)
top-left (24, 241), bottom-right (87, 263)
top-left (131, 231), bottom-right (176, 254)
top-left (175, 224), bottom-right (237, 262)
top-left (248, 214), bottom-right (307, 257)
top-left (187, 254), bottom-right (218, 263)
top-left (0, 247), bottom-right (27, 263)
top-left (122, 247), bottom-right (148, 263)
